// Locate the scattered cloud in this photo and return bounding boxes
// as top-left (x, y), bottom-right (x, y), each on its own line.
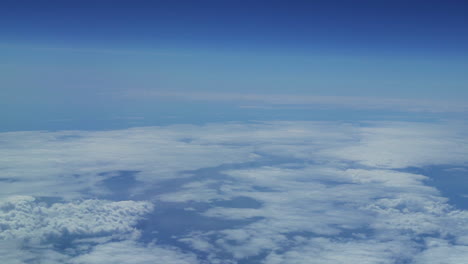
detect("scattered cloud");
top-left (1, 120), bottom-right (468, 263)
top-left (0, 196), bottom-right (153, 241)
top-left (71, 240), bottom-right (199, 264)
top-left (263, 237), bottom-right (417, 264)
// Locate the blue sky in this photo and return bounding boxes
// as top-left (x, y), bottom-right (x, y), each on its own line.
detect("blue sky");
top-left (1, 0), bottom-right (468, 131)
top-left (2, 0), bottom-right (468, 53)
top-left (0, 1), bottom-right (468, 130)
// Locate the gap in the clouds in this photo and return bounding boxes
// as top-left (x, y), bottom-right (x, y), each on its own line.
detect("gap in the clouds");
top-left (234, 227), bottom-right (379, 264)
top-left (97, 170), bottom-right (140, 201)
top-left (54, 134), bottom-right (83, 141)
top-left (397, 165), bottom-right (468, 210)
top-left (130, 157), bottom-right (379, 263)
top-left (73, 157), bottom-right (457, 263)
top-left (251, 185), bottom-right (278, 192)
top-left (130, 154), bottom-right (313, 200)
top-left (34, 196), bottom-right (65, 205)
top-left (67, 153), bottom-right (313, 203)
top-left (0, 178), bottom-right (19, 183)
top-left (130, 157), bottom-right (313, 262)
top-left (137, 202), bottom-right (264, 240)
top-left (135, 201), bottom-right (263, 257)
top-left (211, 196), bottom-right (262, 209)
top-left (40, 230), bottom-right (123, 257)
top-left (133, 161), bottom-right (273, 242)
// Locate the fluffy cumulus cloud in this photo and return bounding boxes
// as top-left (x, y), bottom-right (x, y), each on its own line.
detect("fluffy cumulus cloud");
top-left (1, 121), bottom-right (468, 263)
top-left (0, 196), bottom-right (160, 263)
top-left (0, 196), bottom-right (153, 241)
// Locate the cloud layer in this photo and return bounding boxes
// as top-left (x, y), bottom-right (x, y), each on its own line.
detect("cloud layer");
top-left (1, 121), bottom-right (468, 263)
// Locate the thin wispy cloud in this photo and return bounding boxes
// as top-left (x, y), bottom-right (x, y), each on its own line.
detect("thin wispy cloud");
top-left (121, 91), bottom-right (468, 113)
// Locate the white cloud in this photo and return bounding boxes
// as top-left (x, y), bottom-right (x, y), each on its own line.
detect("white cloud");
top-left (1, 120), bottom-right (468, 263)
top-left (71, 240), bottom-right (198, 264)
top-left (0, 126), bottom-right (260, 199)
top-left (3, 121), bottom-right (465, 200)
top-left (324, 122), bottom-right (468, 168)
top-left (0, 240), bottom-right (70, 264)
top-left (0, 196), bottom-right (155, 263)
top-left (174, 165), bottom-right (468, 260)
top-left (0, 196), bottom-right (153, 241)
top-left (263, 237), bottom-right (417, 264)
top-left (413, 238), bottom-right (468, 264)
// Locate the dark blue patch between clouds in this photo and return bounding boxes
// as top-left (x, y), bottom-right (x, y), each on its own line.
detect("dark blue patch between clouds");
top-left (397, 165), bottom-right (468, 210)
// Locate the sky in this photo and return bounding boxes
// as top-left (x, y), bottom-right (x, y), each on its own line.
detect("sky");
top-left (1, 0), bottom-right (468, 131)
top-left (1, 1), bottom-right (468, 264)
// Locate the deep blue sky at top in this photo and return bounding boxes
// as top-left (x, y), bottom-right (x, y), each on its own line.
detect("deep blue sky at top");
top-left (1, 0), bottom-right (468, 131)
top-left (2, 0), bottom-right (468, 54)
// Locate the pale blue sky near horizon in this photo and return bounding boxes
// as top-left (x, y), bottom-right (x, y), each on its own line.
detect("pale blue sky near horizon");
top-left (1, 43), bottom-right (467, 131)
top-left (1, 0), bottom-right (468, 131)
